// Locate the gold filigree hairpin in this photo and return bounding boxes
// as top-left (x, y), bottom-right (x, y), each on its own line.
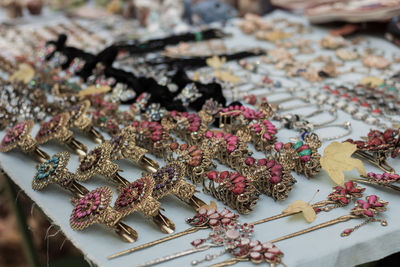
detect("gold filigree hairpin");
top-left (0, 120), bottom-right (49, 163)
top-left (67, 100), bottom-right (104, 144)
top-left (35, 113), bottom-right (87, 158)
top-left (70, 186), bottom-right (138, 243)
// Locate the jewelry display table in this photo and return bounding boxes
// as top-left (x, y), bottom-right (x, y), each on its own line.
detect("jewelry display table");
top-left (1, 10), bottom-right (400, 267)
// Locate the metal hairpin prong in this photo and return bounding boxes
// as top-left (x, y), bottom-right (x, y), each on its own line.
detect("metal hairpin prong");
top-left (64, 136), bottom-right (88, 158)
top-left (353, 150), bottom-right (395, 174)
top-left (28, 146), bottom-right (50, 164)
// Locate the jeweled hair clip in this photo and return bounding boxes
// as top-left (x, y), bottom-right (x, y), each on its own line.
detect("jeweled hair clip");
top-left (132, 120), bottom-right (175, 158)
top-left (75, 143), bottom-right (129, 186)
top-left (149, 162), bottom-right (206, 210)
top-left (32, 151), bottom-right (89, 198)
top-left (114, 175), bottom-right (175, 234)
top-left (217, 105), bottom-right (277, 154)
top-left (70, 187), bottom-right (138, 243)
top-left (345, 128), bottom-right (400, 173)
top-left (108, 204), bottom-right (239, 259)
top-left (164, 141), bottom-right (216, 184)
top-left (108, 126), bottom-right (160, 173)
top-left (35, 113), bottom-right (87, 158)
top-left (353, 172), bottom-right (400, 192)
top-left (66, 100), bottom-right (105, 144)
top-left (204, 171), bottom-right (260, 214)
top-left (202, 130), bottom-right (253, 169)
top-left (235, 155), bottom-right (296, 201)
top-left (274, 133), bottom-right (322, 178)
top-left (161, 110), bottom-right (214, 145)
top-left (0, 120), bottom-right (49, 163)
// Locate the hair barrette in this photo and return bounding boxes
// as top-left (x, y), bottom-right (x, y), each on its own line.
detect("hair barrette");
top-left (114, 175), bottom-right (176, 234)
top-left (269, 195), bottom-right (388, 243)
top-left (161, 110), bottom-right (214, 146)
top-left (345, 128), bottom-right (400, 173)
top-left (132, 120), bottom-right (175, 158)
top-left (0, 120), bottom-right (49, 163)
top-left (108, 204), bottom-right (239, 259)
top-left (352, 172), bottom-right (400, 192)
top-left (75, 143), bottom-right (131, 187)
top-left (274, 133), bottom-right (322, 178)
top-left (252, 181), bottom-right (365, 225)
top-left (149, 162), bottom-right (206, 210)
top-left (234, 155), bottom-right (296, 201)
top-left (35, 113), bottom-right (88, 158)
top-left (70, 187), bottom-right (138, 243)
top-left (164, 141), bottom-right (216, 184)
top-left (216, 105), bottom-right (277, 154)
top-left (204, 171), bottom-right (260, 214)
top-left (201, 130), bottom-right (253, 171)
top-left (66, 100), bottom-right (105, 144)
top-left (32, 151), bottom-right (89, 198)
top-left (108, 126), bottom-right (160, 173)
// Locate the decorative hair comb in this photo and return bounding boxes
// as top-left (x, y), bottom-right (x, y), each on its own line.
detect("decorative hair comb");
top-left (66, 100), bottom-right (105, 144)
top-left (108, 126), bottom-right (159, 173)
top-left (32, 151), bottom-right (89, 198)
top-left (345, 128), bottom-right (400, 173)
top-left (204, 170), bottom-right (260, 214)
top-left (70, 187), bottom-right (138, 243)
top-left (0, 120), bottom-right (49, 163)
top-left (35, 113), bottom-right (87, 158)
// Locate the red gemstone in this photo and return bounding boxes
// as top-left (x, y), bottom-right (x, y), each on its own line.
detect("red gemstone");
top-left (245, 157), bottom-right (255, 165)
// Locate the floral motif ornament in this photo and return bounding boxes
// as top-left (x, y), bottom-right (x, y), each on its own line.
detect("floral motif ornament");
top-left (35, 113), bottom-right (73, 144)
top-left (114, 176), bottom-right (161, 218)
top-left (341, 195), bottom-right (388, 236)
top-left (150, 161), bottom-right (199, 206)
top-left (32, 151), bottom-right (71, 190)
top-left (70, 187), bottom-right (123, 230)
top-left (75, 143), bottom-right (120, 183)
top-left (0, 120), bottom-right (35, 152)
top-left (67, 100), bottom-right (91, 130)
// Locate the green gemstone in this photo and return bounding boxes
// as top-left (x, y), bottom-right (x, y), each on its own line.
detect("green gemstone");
top-left (299, 149), bottom-right (312, 156)
top-left (194, 32), bottom-right (203, 42)
top-left (99, 117), bottom-right (106, 122)
top-left (293, 141), bottom-right (303, 150)
top-left (388, 87), bottom-right (396, 92)
top-left (378, 84), bottom-right (386, 88)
